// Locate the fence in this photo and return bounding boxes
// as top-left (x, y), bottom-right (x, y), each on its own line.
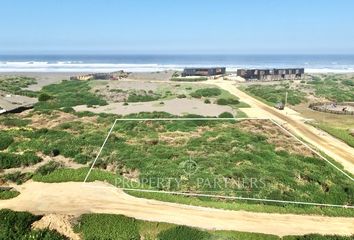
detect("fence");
top-left (309, 102), bottom-right (354, 115)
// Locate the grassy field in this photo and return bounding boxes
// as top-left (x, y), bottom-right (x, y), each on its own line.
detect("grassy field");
top-left (241, 83), bottom-right (306, 106)
top-left (73, 213), bottom-right (353, 240)
top-left (242, 75), bottom-right (354, 105)
top-left (308, 75), bottom-right (354, 102)
top-left (100, 118), bottom-right (353, 205)
top-left (312, 123), bottom-right (354, 148)
top-left (34, 80), bottom-right (108, 111)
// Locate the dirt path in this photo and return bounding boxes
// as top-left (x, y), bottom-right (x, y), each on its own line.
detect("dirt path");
top-left (210, 80), bottom-right (354, 175)
top-left (1, 181), bottom-right (353, 237)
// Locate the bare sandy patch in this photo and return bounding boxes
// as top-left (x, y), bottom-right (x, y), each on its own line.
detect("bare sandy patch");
top-left (74, 98), bottom-right (235, 117)
top-left (159, 126), bottom-right (211, 146)
top-left (32, 214), bottom-right (80, 240)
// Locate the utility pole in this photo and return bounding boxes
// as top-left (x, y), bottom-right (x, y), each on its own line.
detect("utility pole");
top-left (285, 91), bottom-right (288, 107)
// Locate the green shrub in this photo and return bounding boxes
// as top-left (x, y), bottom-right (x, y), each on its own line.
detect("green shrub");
top-left (0, 118), bottom-right (31, 127)
top-left (177, 94), bottom-right (187, 99)
top-left (283, 234), bottom-right (354, 240)
top-left (127, 92), bottom-right (160, 102)
top-left (0, 209), bottom-right (39, 239)
top-left (311, 77), bottom-right (354, 102)
top-left (190, 88), bottom-right (222, 98)
top-left (35, 161), bottom-right (62, 176)
top-left (216, 98), bottom-right (240, 105)
top-left (0, 76), bottom-right (37, 95)
top-left (204, 99), bottom-right (211, 104)
top-left (38, 93), bottom-right (52, 102)
top-left (34, 80), bottom-right (107, 111)
top-left (0, 189), bottom-right (20, 199)
top-left (0, 133), bottom-right (14, 150)
top-left (22, 229), bottom-right (68, 240)
top-left (172, 72), bottom-right (179, 78)
top-left (157, 226), bottom-right (210, 240)
top-left (218, 112), bottom-right (234, 118)
top-left (244, 85), bottom-right (305, 105)
top-left (51, 149), bottom-right (61, 157)
top-left (62, 107), bottom-right (75, 113)
top-left (0, 151), bottom-right (42, 169)
top-left (0, 209), bottom-right (67, 239)
top-left (341, 79), bottom-right (354, 86)
top-left (2, 171), bottom-right (33, 185)
top-left (75, 214), bottom-right (140, 240)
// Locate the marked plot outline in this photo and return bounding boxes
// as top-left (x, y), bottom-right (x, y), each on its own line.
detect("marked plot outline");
top-left (84, 117), bottom-right (354, 209)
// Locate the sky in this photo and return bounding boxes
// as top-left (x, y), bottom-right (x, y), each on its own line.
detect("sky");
top-left (1, 0), bottom-right (354, 54)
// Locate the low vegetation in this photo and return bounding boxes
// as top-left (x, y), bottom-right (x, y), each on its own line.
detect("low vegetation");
top-left (216, 98), bottom-right (240, 105)
top-left (308, 76), bottom-right (354, 102)
top-left (0, 133), bottom-right (14, 150)
top-left (170, 77), bottom-right (208, 82)
top-left (1, 171), bottom-right (33, 185)
top-left (218, 112), bottom-right (234, 118)
top-left (188, 87), bottom-right (247, 109)
top-left (0, 189), bottom-right (20, 199)
top-left (105, 118), bottom-right (352, 212)
top-left (0, 209), bottom-right (68, 239)
top-left (0, 151), bottom-right (42, 169)
top-left (34, 80), bottom-right (107, 111)
top-left (35, 161), bottom-right (62, 176)
top-left (190, 87), bottom-right (222, 98)
top-left (127, 90), bottom-right (161, 102)
top-left (0, 117), bottom-right (31, 127)
top-left (157, 226), bottom-right (210, 240)
top-left (0, 76), bottom-right (38, 97)
top-left (242, 75), bottom-right (354, 106)
top-left (243, 84), bottom-right (306, 105)
top-left (74, 214), bottom-right (140, 240)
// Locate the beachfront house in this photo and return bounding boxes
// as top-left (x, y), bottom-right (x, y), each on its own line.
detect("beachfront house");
top-left (237, 68), bottom-right (305, 81)
top-left (182, 67), bottom-right (226, 77)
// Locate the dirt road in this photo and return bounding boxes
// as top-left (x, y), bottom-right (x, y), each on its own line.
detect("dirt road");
top-left (1, 181), bottom-right (353, 237)
top-left (211, 80), bottom-right (354, 175)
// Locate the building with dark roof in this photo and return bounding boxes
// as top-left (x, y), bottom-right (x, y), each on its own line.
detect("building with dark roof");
top-left (237, 68), bottom-right (304, 81)
top-left (182, 67), bottom-right (226, 77)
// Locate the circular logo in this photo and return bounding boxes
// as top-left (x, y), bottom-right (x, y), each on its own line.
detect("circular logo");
top-left (182, 157), bottom-right (198, 176)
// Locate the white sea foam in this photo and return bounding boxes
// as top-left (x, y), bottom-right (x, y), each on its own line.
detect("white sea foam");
top-left (0, 61), bottom-right (353, 73)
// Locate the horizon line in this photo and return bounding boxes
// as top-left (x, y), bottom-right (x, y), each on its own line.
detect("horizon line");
top-left (2, 52), bottom-right (354, 56)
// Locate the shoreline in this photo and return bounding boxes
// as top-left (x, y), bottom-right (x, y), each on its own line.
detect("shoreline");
top-left (1, 69), bottom-right (354, 74)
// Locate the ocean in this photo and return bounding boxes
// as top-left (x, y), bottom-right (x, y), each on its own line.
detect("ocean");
top-left (0, 54), bottom-right (354, 73)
